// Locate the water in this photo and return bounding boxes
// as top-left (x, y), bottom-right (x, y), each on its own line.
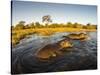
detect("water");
top-left (11, 32), bottom-right (97, 74)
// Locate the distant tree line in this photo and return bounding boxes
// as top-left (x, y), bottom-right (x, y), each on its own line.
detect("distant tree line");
top-left (11, 15), bottom-right (97, 30)
top-left (12, 21), bottom-right (97, 30)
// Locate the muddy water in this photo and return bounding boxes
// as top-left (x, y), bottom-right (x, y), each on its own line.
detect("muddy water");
top-left (11, 32), bottom-right (97, 74)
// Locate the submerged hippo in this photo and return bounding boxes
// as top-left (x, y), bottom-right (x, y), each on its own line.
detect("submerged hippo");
top-left (35, 39), bottom-right (73, 61)
top-left (63, 33), bottom-right (88, 41)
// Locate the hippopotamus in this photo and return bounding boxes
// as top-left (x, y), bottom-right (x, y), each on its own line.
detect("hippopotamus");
top-left (63, 33), bottom-right (88, 41)
top-left (35, 39), bottom-right (73, 61)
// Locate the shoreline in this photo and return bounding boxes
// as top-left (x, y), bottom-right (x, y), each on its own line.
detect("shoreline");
top-left (12, 28), bottom-right (97, 33)
top-left (12, 28), bottom-right (97, 46)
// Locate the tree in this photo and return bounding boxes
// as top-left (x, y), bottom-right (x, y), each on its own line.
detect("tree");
top-left (86, 23), bottom-right (91, 29)
top-left (19, 21), bottom-right (25, 25)
top-left (87, 23), bottom-right (91, 26)
top-left (73, 22), bottom-right (78, 28)
top-left (35, 22), bottom-right (42, 28)
top-left (66, 22), bottom-right (73, 27)
top-left (42, 15), bottom-right (52, 25)
top-left (24, 24), bottom-right (30, 29)
top-left (73, 22), bottom-right (82, 28)
top-left (15, 21), bottom-right (25, 30)
top-left (30, 22), bottom-right (35, 28)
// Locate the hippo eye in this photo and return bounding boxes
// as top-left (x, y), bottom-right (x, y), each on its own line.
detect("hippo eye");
top-left (60, 41), bottom-right (65, 47)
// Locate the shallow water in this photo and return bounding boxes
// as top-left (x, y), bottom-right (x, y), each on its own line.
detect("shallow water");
top-left (11, 32), bottom-right (97, 74)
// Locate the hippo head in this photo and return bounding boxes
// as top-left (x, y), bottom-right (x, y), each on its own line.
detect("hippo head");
top-left (59, 39), bottom-right (73, 48)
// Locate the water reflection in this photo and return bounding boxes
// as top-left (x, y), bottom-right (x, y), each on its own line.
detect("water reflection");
top-left (12, 32), bottom-right (97, 74)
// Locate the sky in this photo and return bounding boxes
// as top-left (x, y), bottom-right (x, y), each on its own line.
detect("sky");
top-left (12, 1), bottom-right (97, 26)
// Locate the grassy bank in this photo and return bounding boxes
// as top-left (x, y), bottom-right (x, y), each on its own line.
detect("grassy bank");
top-left (11, 27), bottom-right (96, 46)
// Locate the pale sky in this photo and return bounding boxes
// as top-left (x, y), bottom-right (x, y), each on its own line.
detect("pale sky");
top-left (12, 1), bottom-right (97, 25)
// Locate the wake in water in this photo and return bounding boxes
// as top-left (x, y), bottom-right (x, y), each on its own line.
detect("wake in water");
top-left (11, 32), bottom-right (97, 74)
